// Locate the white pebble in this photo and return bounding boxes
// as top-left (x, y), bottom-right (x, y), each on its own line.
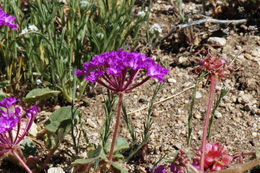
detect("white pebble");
top-left (252, 132), bottom-right (258, 137)
top-left (195, 91), bottom-right (202, 99)
top-left (48, 167), bottom-right (65, 173)
top-left (214, 111), bottom-right (223, 119)
top-left (168, 78), bottom-right (177, 83)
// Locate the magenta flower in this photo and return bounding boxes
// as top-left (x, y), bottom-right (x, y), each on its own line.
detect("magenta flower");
top-left (153, 165), bottom-right (168, 173)
top-left (0, 8), bottom-right (18, 30)
top-left (0, 97), bottom-right (37, 173)
top-left (193, 142), bottom-right (233, 171)
top-left (0, 97), bottom-right (38, 154)
top-left (76, 50), bottom-right (169, 93)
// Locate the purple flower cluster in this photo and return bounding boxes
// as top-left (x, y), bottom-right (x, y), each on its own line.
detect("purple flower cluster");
top-left (150, 151), bottom-right (190, 173)
top-left (0, 97), bottom-right (37, 155)
top-left (0, 8), bottom-right (18, 30)
top-left (76, 50), bottom-right (169, 93)
top-left (151, 163), bottom-right (185, 173)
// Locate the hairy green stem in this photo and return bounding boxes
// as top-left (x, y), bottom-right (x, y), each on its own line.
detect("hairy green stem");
top-left (108, 93), bottom-right (123, 161)
top-left (200, 75), bottom-right (217, 172)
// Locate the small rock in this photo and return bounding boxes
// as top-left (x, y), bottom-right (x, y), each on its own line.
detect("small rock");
top-left (252, 132), bottom-right (257, 137)
top-left (214, 111), bottom-right (223, 119)
top-left (208, 37), bottom-right (226, 46)
top-left (139, 98), bottom-right (148, 104)
top-left (251, 48), bottom-right (260, 57)
top-left (178, 56), bottom-right (188, 64)
top-left (87, 119), bottom-right (97, 128)
top-left (244, 53), bottom-right (253, 60)
top-left (195, 91), bottom-right (202, 99)
top-left (194, 113), bottom-right (202, 119)
top-left (168, 78), bottom-right (177, 83)
top-left (173, 142), bottom-right (182, 150)
top-left (53, 105), bottom-right (61, 110)
top-left (29, 122), bottom-right (38, 137)
top-left (47, 167), bottom-right (65, 173)
top-left (239, 93), bottom-right (257, 106)
top-left (198, 130), bottom-right (203, 136)
top-left (152, 111), bottom-right (159, 117)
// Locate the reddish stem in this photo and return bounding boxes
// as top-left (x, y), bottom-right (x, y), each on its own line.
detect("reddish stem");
top-left (12, 149), bottom-right (32, 173)
top-left (200, 75), bottom-right (217, 172)
top-left (108, 93), bottom-right (123, 161)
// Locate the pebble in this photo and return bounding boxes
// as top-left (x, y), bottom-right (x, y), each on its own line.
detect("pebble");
top-left (53, 105), bottom-right (61, 110)
top-left (194, 113), bottom-right (202, 119)
top-left (29, 122), bottom-right (38, 137)
top-left (178, 56), bottom-right (188, 64)
top-left (173, 142), bottom-right (182, 150)
top-left (195, 91), bottom-right (202, 99)
top-left (208, 37), bottom-right (227, 46)
top-left (251, 48), bottom-right (260, 57)
top-left (139, 98), bottom-right (148, 104)
top-left (214, 111), bottom-right (223, 119)
top-left (168, 78), bottom-right (177, 83)
top-left (252, 132), bottom-right (257, 137)
top-left (152, 111), bottom-right (159, 117)
top-left (238, 93), bottom-right (257, 106)
top-left (47, 167), bottom-right (65, 173)
top-left (87, 119), bottom-right (98, 128)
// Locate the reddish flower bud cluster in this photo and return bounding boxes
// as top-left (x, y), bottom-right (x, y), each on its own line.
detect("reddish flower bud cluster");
top-left (193, 54), bottom-right (232, 80)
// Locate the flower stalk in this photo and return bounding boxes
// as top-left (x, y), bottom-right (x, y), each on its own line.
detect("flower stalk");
top-left (108, 93), bottom-right (123, 161)
top-left (200, 74), bottom-right (217, 172)
top-left (12, 149), bottom-right (33, 173)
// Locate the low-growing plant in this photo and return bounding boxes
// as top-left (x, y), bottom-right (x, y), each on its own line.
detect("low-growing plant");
top-left (74, 50), bottom-right (169, 172)
top-left (0, 0), bottom-right (150, 103)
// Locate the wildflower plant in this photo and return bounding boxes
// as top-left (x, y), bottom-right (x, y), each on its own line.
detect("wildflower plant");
top-left (76, 50), bottom-right (168, 169)
top-left (0, 97), bottom-right (38, 173)
top-left (192, 53), bottom-right (232, 172)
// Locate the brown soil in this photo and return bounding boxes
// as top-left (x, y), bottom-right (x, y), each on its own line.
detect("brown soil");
top-left (1, 0), bottom-right (259, 173)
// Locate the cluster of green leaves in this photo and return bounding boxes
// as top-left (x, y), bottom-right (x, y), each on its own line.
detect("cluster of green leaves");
top-left (0, 0), bottom-right (149, 102)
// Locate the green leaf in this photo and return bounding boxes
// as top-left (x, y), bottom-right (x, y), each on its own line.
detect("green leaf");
top-left (105, 138), bottom-right (129, 154)
top-left (256, 149), bottom-right (260, 158)
top-left (45, 121), bottom-right (60, 133)
top-left (46, 106), bottom-right (79, 133)
top-left (72, 158), bottom-right (97, 165)
top-left (0, 89), bottom-right (8, 100)
top-left (24, 88), bottom-right (60, 102)
top-left (0, 80), bottom-right (10, 88)
top-left (87, 145), bottom-right (106, 160)
top-left (72, 145), bottom-right (106, 166)
top-left (111, 162), bottom-right (128, 173)
top-left (113, 153), bottom-right (125, 159)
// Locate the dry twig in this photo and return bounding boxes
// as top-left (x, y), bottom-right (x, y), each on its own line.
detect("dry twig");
top-left (156, 17), bottom-right (247, 46)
